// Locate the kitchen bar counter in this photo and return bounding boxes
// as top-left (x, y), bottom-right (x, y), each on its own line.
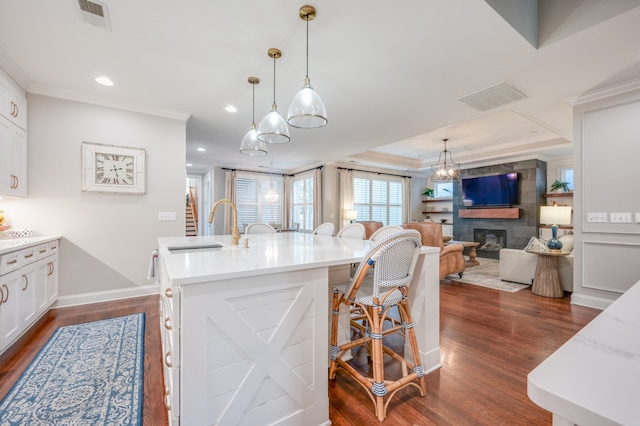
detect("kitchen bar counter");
top-left (158, 232), bottom-right (441, 425)
top-left (528, 280), bottom-right (640, 426)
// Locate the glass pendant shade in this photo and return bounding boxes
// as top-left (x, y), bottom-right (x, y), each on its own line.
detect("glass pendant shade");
top-left (287, 5), bottom-right (327, 129)
top-left (257, 103), bottom-right (290, 144)
top-left (287, 77), bottom-right (327, 128)
top-left (240, 76), bottom-right (268, 155)
top-left (239, 123), bottom-right (267, 156)
top-left (257, 48), bottom-right (290, 144)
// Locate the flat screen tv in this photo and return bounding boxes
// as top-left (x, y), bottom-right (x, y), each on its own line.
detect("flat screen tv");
top-left (461, 173), bottom-right (518, 207)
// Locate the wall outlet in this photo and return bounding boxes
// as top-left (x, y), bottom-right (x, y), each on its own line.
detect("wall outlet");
top-left (610, 212), bottom-right (632, 223)
top-left (158, 211), bottom-right (176, 221)
top-left (587, 212), bottom-right (607, 223)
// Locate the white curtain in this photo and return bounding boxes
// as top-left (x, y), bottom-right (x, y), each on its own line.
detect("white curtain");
top-left (222, 169), bottom-right (236, 234)
top-left (283, 175), bottom-right (292, 229)
top-left (403, 176), bottom-right (412, 224)
top-left (313, 168), bottom-right (323, 229)
top-left (338, 168), bottom-right (354, 228)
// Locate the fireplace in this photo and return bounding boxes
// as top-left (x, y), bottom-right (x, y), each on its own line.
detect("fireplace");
top-left (474, 228), bottom-right (507, 259)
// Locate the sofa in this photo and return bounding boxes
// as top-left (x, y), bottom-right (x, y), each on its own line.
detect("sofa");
top-left (499, 235), bottom-right (574, 292)
top-left (403, 222), bottom-right (465, 280)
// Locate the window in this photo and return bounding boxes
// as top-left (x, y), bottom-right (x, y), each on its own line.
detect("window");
top-left (434, 182), bottom-right (453, 198)
top-left (353, 173), bottom-right (403, 225)
top-left (235, 172), bottom-right (282, 228)
top-left (560, 167), bottom-right (574, 191)
top-left (292, 172), bottom-right (315, 232)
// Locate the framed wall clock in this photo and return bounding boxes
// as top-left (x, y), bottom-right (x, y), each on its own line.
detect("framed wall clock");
top-left (81, 142), bottom-right (146, 194)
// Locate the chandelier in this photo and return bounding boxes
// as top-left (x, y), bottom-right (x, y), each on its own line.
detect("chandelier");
top-left (265, 162), bottom-right (279, 203)
top-left (431, 138), bottom-right (460, 182)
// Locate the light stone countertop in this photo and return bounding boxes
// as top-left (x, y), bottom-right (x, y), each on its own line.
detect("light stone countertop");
top-left (0, 235), bottom-right (61, 255)
top-left (158, 232), bottom-right (438, 286)
top-left (528, 280), bottom-right (640, 426)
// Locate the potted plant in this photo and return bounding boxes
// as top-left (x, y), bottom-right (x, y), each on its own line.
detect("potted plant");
top-left (549, 180), bottom-right (571, 193)
top-left (422, 188), bottom-right (434, 200)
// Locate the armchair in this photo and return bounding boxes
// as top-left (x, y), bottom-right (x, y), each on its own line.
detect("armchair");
top-left (357, 221), bottom-right (383, 239)
top-left (403, 222), bottom-right (465, 280)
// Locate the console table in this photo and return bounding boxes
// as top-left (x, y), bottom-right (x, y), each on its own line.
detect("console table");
top-left (525, 249), bottom-right (568, 298)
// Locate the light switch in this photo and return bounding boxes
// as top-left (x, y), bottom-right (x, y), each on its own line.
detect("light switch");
top-left (587, 212), bottom-right (607, 223)
top-left (610, 212), bottom-right (632, 223)
top-left (159, 212), bottom-right (176, 221)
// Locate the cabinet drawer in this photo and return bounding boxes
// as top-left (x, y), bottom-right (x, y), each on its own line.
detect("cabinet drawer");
top-left (35, 244), bottom-right (49, 259)
top-left (0, 251), bottom-right (21, 275)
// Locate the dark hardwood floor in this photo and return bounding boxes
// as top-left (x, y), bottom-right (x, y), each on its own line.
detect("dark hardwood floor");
top-left (0, 295), bottom-right (168, 426)
top-left (0, 283), bottom-right (600, 426)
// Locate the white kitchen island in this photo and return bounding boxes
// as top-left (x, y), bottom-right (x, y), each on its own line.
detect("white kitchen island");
top-left (528, 280), bottom-right (640, 426)
top-left (157, 232), bottom-right (441, 426)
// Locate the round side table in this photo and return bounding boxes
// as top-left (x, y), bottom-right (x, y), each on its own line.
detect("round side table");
top-left (525, 249), bottom-right (569, 298)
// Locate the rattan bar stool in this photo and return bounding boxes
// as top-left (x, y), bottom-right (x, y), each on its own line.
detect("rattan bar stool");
top-left (329, 230), bottom-right (426, 421)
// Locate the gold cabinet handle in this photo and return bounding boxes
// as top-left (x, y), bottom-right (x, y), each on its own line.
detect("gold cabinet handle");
top-left (164, 389), bottom-right (172, 411)
top-left (39, 248), bottom-right (47, 254)
top-left (165, 351), bottom-right (173, 368)
top-left (0, 286), bottom-right (3, 305)
top-left (10, 175), bottom-right (18, 189)
top-left (164, 317), bottom-right (172, 330)
top-left (10, 101), bottom-right (18, 118)
top-left (47, 262), bottom-right (54, 276)
top-left (2, 284), bottom-right (8, 303)
top-left (24, 253), bottom-right (34, 259)
top-left (165, 287), bottom-right (173, 298)
top-left (22, 274), bottom-right (28, 291)
top-left (7, 259), bottom-right (18, 265)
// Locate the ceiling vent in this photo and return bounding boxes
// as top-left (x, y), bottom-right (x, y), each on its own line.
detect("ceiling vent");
top-left (457, 81), bottom-right (527, 111)
top-left (78, 0), bottom-right (112, 31)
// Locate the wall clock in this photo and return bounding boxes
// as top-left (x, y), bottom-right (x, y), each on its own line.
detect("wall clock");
top-left (81, 142), bottom-right (146, 194)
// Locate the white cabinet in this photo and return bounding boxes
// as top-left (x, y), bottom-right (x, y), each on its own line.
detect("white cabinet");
top-left (0, 73), bottom-right (27, 197)
top-left (0, 240), bottom-right (59, 354)
top-left (159, 261), bottom-right (181, 426)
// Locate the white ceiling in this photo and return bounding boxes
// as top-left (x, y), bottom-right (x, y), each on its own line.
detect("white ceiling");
top-left (1, 0), bottom-right (640, 175)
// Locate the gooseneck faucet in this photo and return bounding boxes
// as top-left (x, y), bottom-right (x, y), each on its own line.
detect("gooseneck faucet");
top-left (208, 199), bottom-right (241, 245)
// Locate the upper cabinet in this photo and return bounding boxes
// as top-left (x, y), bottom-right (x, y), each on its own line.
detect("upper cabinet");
top-left (0, 75), bottom-right (27, 131)
top-left (0, 73), bottom-right (27, 197)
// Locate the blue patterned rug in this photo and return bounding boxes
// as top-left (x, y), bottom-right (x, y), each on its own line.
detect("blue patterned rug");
top-left (0, 313), bottom-right (145, 425)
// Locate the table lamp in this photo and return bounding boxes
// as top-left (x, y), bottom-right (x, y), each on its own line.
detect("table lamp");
top-left (539, 206), bottom-right (572, 252)
top-left (345, 210), bottom-right (358, 223)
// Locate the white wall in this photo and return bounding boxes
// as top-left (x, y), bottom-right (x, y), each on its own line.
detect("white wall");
top-left (0, 94), bottom-right (186, 305)
top-left (573, 84), bottom-right (640, 309)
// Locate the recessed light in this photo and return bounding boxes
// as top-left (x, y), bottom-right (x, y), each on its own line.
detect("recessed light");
top-left (197, 147), bottom-right (206, 152)
top-left (95, 76), bottom-right (114, 86)
top-left (225, 105), bottom-right (238, 113)
top-left (186, 163), bottom-right (193, 167)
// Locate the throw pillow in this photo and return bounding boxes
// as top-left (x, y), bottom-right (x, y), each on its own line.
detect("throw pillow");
top-left (559, 234), bottom-right (574, 253)
top-left (525, 236), bottom-right (547, 252)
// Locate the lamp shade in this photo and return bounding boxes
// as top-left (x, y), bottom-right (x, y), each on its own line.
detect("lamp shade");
top-left (287, 78), bottom-right (327, 128)
top-left (539, 206), bottom-right (572, 226)
top-left (239, 124), bottom-right (267, 156)
top-left (345, 210), bottom-right (358, 221)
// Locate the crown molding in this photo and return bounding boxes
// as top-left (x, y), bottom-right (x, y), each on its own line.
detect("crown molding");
top-left (28, 84), bottom-right (191, 122)
top-left (567, 78), bottom-right (640, 106)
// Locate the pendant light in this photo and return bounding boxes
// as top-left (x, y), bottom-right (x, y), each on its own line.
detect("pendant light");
top-left (287, 5), bottom-right (328, 128)
top-left (240, 76), bottom-right (268, 156)
top-left (257, 48), bottom-right (290, 144)
top-left (431, 139), bottom-right (461, 182)
top-left (265, 162), bottom-right (279, 203)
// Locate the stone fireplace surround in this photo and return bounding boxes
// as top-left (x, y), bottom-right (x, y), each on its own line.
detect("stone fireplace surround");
top-left (452, 159), bottom-right (547, 258)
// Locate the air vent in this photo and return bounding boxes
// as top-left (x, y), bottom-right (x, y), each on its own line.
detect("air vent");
top-left (78, 0), bottom-right (111, 31)
top-left (457, 82), bottom-right (527, 111)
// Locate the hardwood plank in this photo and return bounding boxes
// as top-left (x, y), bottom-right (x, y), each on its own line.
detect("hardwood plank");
top-left (0, 283), bottom-right (600, 425)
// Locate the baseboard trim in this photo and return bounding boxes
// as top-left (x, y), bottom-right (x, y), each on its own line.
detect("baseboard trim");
top-left (570, 293), bottom-right (612, 310)
top-left (53, 285), bottom-right (160, 309)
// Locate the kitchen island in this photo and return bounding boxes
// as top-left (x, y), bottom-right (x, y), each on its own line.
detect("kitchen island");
top-left (157, 232), bottom-right (441, 426)
top-left (528, 279), bottom-right (640, 425)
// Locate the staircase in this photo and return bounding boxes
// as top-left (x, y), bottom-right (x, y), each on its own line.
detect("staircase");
top-left (186, 188), bottom-right (198, 236)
